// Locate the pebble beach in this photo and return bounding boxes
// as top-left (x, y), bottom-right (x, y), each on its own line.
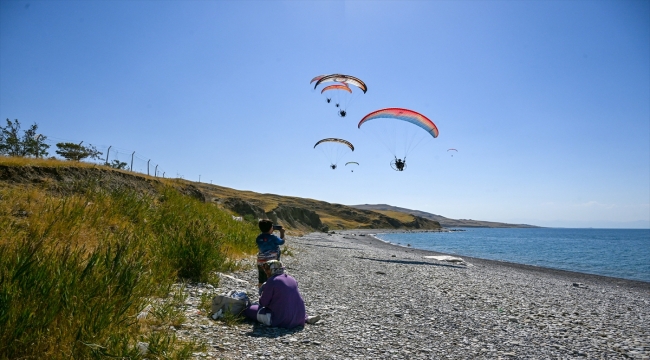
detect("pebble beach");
top-left (174, 230), bottom-right (650, 359)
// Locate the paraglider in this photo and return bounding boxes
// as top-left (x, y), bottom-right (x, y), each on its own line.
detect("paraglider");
top-left (345, 161), bottom-right (359, 172)
top-left (358, 108), bottom-right (439, 171)
top-left (447, 148), bottom-right (458, 157)
top-left (314, 138), bottom-right (354, 170)
top-left (313, 74), bottom-right (368, 93)
top-left (311, 74), bottom-right (367, 117)
top-left (320, 83), bottom-right (351, 108)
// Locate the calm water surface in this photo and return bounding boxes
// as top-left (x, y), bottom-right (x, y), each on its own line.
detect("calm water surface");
top-left (376, 228), bottom-right (650, 282)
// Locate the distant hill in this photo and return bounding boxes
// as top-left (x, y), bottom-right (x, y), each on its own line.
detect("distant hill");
top-left (350, 204), bottom-right (539, 228)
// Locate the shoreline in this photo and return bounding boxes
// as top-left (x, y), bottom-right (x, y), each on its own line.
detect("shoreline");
top-left (174, 230), bottom-right (650, 359)
top-left (342, 228), bottom-right (650, 290)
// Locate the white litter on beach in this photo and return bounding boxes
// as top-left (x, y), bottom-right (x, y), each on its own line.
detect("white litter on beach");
top-left (217, 273), bottom-right (250, 285)
top-left (423, 255), bottom-right (470, 266)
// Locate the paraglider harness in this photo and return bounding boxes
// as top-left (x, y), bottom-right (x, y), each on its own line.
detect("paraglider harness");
top-left (391, 157), bottom-right (406, 171)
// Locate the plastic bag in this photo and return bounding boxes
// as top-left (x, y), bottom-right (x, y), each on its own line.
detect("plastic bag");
top-left (211, 290), bottom-right (250, 319)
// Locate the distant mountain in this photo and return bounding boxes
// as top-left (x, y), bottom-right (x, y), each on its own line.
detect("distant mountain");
top-left (350, 204), bottom-right (540, 228)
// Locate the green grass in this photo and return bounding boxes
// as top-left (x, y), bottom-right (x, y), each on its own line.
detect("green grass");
top-left (0, 176), bottom-right (258, 359)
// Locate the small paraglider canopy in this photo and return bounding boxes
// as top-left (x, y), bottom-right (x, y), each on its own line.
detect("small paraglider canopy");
top-left (447, 148), bottom-right (458, 157)
top-left (313, 138), bottom-right (354, 151)
top-left (314, 138), bottom-right (354, 170)
top-left (345, 161), bottom-right (359, 172)
top-left (321, 83), bottom-right (351, 107)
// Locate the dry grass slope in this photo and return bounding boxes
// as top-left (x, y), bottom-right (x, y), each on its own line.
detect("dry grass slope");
top-left (0, 157), bottom-right (442, 233)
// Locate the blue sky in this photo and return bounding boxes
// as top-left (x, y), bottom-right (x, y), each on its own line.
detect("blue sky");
top-left (1, 0), bottom-right (649, 228)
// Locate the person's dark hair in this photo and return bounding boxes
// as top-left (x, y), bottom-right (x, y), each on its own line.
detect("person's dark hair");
top-left (258, 219), bottom-right (273, 233)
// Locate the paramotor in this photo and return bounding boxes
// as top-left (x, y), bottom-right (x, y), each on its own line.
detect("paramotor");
top-left (358, 108), bottom-right (439, 171)
top-left (311, 74), bottom-right (367, 117)
top-left (314, 138), bottom-right (355, 170)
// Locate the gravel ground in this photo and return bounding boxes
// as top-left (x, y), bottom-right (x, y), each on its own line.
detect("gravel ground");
top-left (173, 230), bottom-right (650, 359)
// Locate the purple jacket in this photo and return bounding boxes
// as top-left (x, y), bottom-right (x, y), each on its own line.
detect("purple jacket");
top-left (259, 273), bottom-right (306, 328)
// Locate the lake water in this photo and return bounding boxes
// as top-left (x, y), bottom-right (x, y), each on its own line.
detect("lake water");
top-left (375, 228), bottom-right (650, 282)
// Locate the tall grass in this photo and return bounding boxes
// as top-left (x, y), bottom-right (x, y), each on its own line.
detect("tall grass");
top-left (0, 177), bottom-right (258, 359)
top-left (150, 188), bottom-right (257, 281)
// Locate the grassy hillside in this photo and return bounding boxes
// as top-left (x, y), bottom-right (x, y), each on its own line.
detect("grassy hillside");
top-left (370, 209), bottom-right (415, 223)
top-left (0, 157), bottom-right (260, 359)
top-left (0, 158), bottom-right (442, 233)
top-left (351, 204), bottom-right (539, 228)
top-left (191, 183), bottom-right (442, 232)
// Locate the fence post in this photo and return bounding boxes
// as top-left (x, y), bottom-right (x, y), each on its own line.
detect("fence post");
top-left (147, 159), bottom-right (150, 176)
top-left (105, 146), bottom-right (111, 164)
top-left (131, 151), bottom-right (135, 171)
top-left (163, 172), bottom-right (165, 178)
top-left (155, 164), bottom-right (158, 177)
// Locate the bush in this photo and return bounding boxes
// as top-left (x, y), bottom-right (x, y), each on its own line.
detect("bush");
top-left (151, 188), bottom-right (257, 281)
top-left (106, 159), bottom-right (128, 170)
top-left (0, 177), bottom-right (258, 359)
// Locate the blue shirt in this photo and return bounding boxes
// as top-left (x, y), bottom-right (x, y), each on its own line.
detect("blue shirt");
top-left (256, 233), bottom-right (285, 254)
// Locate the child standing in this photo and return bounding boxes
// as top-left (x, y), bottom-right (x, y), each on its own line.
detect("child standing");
top-left (256, 219), bottom-right (285, 289)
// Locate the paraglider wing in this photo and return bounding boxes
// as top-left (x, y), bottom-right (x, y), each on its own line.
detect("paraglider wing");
top-left (447, 148), bottom-right (457, 152)
top-left (310, 75), bottom-right (326, 84)
top-left (314, 138), bottom-right (355, 151)
top-left (345, 161), bottom-right (359, 172)
top-left (314, 74), bottom-right (367, 93)
top-left (320, 84), bottom-right (352, 94)
top-left (358, 108), bottom-right (439, 138)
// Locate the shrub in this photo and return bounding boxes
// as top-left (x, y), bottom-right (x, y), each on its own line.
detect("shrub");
top-left (0, 176), bottom-right (258, 359)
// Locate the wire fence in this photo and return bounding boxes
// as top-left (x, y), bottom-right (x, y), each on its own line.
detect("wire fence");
top-left (40, 136), bottom-right (171, 179)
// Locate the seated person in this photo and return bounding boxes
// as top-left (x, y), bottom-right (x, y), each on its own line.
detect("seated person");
top-left (244, 260), bottom-right (319, 328)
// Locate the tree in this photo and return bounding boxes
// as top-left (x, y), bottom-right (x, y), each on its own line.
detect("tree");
top-left (0, 119), bottom-right (50, 157)
top-left (55, 142), bottom-right (103, 161)
top-left (106, 159), bottom-right (128, 170)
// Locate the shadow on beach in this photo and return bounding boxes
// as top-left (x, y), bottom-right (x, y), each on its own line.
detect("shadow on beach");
top-left (244, 321), bottom-right (305, 338)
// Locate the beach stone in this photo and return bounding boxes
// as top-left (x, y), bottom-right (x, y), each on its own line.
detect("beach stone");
top-left (162, 230), bottom-right (650, 360)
